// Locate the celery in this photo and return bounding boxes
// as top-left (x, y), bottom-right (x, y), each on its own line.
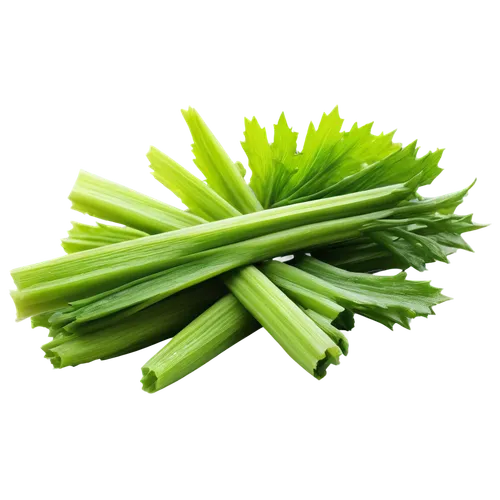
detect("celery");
top-left (242, 114), bottom-right (298, 209)
top-left (56, 254), bottom-right (248, 329)
top-left (42, 282), bottom-right (224, 368)
top-left (303, 309), bottom-right (349, 356)
top-left (51, 151), bottom-right (356, 378)
top-left (13, 183), bottom-right (409, 290)
top-left (148, 146), bottom-right (240, 221)
top-left (295, 256), bottom-right (449, 329)
top-left (275, 141), bottom-right (443, 206)
top-left (58, 222), bottom-right (350, 324)
top-left (181, 107), bottom-right (263, 214)
top-left (39, 206), bottom-right (398, 328)
top-left (70, 170), bottom-right (205, 233)
top-left (11, 182), bottom-right (411, 318)
top-left (62, 222), bottom-right (147, 253)
top-left (242, 108), bottom-right (401, 208)
top-left (315, 213), bottom-right (484, 272)
top-left (259, 262), bottom-right (345, 320)
top-left (317, 143), bottom-right (443, 198)
top-left (141, 294), bottom-right (259, 392)
top-left (224, 266), bottom-right (343, 377)
top-left (280, 106), bottom-right (346, 199)
top-left (149, 134), bottom-right (342, 377)
top-left (8, 106), bottom-right (485, 393)
top-left (15, 185), bottom-right (467, 322)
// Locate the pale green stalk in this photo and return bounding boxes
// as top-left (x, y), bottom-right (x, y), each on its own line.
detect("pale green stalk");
top-left (62, 222), bottom-right (147, 253)
top-left (149, 146), bottom-right (240, 221)
top-left (67, 221), bottom-right (147, 242)
top-left (69, 170), bottom-right (205, 233)
top-left (141, 294), bottom-right (260, 392)
top-left (225, 266), bottom-right (342, 378)
top-left (181, 107), bottom-right (263, 214)
top-left (259, 262), bottom-right (345, 320)
top-left (42, 282), bottom-right (225, 368)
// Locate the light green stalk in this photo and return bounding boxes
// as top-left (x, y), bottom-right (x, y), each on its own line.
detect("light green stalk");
top-left (62, 222), bottom-right (147, 253)
top-left (149, 146), bottom-right (240, 221)
top-left (181, 107), bottom-right (263, 214)
top-left (259, 262), bottom-right (345, 320)
top-left (42, 282), bottom-right (225, 368)
top-left (69, 170), bottom-right (205, 233)
top-left (225, 266), bottom-right (342, 377)
top-left (141, 294), bottom-right (260, 392)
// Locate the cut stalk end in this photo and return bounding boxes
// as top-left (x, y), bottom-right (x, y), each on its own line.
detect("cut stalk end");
top-left (140, 367), bottom-right (158, 394)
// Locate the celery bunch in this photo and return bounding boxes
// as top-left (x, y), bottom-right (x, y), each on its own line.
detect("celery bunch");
top-left (12, 107), bottom-right (484, 393)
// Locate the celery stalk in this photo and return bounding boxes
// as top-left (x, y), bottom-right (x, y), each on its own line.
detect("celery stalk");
top-left (42, 282), bottom-right (225, 368)
top-left (62, 222), bottom-right (147, 253)
top-left (181, 107), bottom-right (263, 214)
top-left (148, 146), bottom-right (241, 221)
top-left (69, 170), bottom-right (205, 233)
top-left (259, 262), bottom-right (345, 320)
top-left (225, 266), bottom-right (342, 377)
top-left (141, 294), bottom-right (259, 392)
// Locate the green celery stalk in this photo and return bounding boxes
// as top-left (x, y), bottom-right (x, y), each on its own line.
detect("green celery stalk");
top-left (259, 261), bottom-right (345, 320)
top-left (225, 266), bottom-right (343, 377)
top-left (40, 187), bottom-right (468, 376)
top-left (42, 281), bottom-right (225, 368)
top-left (62, 222), bottom-right (147, 253)
top-left (148, 146), bottom-right (241, 221)
top-left (141, 294), bottom-right (260, 392)
top-left (70, 170), bottom-right (205, 233)
top-left (181, 107), bottom-right (263, 214)
top-left (55, 224), bottom-right (356, 346)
